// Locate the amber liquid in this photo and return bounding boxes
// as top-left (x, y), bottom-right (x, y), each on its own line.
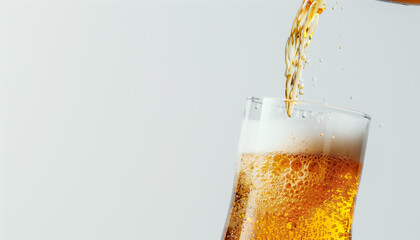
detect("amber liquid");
top-left (223, 152), bottom-right (362, 240)
top-left (284, 0), bottom-right (326, 116)
top-left (388, 0), bottom-right (420, 4)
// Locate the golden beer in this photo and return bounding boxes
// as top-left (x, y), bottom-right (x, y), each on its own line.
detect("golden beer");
top-left (223, 97), bottom-right (371, 240)
top-left (223, 152), bottom-right (362, 240)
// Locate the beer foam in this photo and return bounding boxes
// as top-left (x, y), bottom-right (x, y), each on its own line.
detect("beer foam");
top-left (238, 110), bottom-right (369, 161)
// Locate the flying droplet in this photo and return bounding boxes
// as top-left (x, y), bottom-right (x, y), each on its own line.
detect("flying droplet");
top-left (298, 83), bottom-right (305, 89)
top-left (320, 133), bottom-right (324, 136)
top-left (319, 58), bottom-right (323, 63)
top-left (312, 77), bottom-right (318, 82)
top-left (302, 112), bottom-right (308, 118)
top-left (317, 116), bottom-right (323, 124)
top-left (379, 123), bottom-right (385, 128)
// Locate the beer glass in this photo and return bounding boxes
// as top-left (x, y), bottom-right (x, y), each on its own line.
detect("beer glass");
top-left (223, 97), bottom-right (370, 240)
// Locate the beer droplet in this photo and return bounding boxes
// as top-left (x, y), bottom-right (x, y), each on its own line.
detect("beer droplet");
top-left (320, 133), bottom-right (324, 136)
top-left (306, 59), bottom-right (311, 64)
top-left (302, 112), bottom-right (308, 118)
top-left (312, 77), bottom-right (318, 86)
top-left (299, 89), bottom-right (304, 95)
top-left (339, 46), bottom-right (342, 50)
top-left (298, 83), bottom-right (305, 89)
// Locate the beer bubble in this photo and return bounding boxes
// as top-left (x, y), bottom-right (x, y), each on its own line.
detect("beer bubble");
top-left (291, 160), bottom-right (303, 170)
top-left (308, 162), bottom-right (319, 173)
top-left (280, 159), bottom-right (290, 168)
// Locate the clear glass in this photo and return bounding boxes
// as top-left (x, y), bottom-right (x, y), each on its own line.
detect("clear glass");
top-left (223, 97), bottom-right (370, 240)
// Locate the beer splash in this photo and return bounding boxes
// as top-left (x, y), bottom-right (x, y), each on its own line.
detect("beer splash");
top-left (285, 0), bottom-right (326, 117)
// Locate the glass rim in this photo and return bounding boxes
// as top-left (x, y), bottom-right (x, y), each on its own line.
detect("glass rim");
top-left (247, 97), bottom-right (371, 121)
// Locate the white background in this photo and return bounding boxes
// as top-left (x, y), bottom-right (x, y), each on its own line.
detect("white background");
top-left (0, 0), bottom-right (419, 239)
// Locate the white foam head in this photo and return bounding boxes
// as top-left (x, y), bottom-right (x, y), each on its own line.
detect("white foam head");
top-left (238, 98), bottom-right (370, 161)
